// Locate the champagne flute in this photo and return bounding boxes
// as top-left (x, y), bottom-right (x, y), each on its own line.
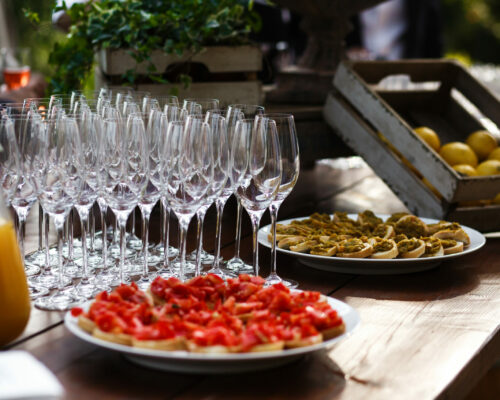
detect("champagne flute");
top-left (99, 115), bottom-right (148, 284)
top-left (162, 117), bottom-right (213, 281)
top-left (259, 114), bottom-right (300, 288)
top-left (35, 116), bottom-right (84, 311)
top-left (236, 119), bottom-right (281, 276)
top-left (225, 104), bottom-right (265, 272)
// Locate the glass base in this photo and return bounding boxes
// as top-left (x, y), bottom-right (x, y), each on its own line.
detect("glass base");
top-left (153, 244), bottom-right (179, 259)
top-left (136, 274), bottom-right (157, 291)
top-left (75, 280), bottom-right (102, 299)
top-left (29, 285), bottom-right (49, 299)
top-left (35, 291), bottom-right (82, 311)
top-left (225, 257), bottom-right (254, 274)
top-left (187, 249), bottom-right (215, 264)
top-left (64, 261), bottom-right (82, 278)
top-left (24, 264), bottom-right (40, 277)
top-left (29, 273), bottom-right (71, 289)
top-left (204, 267), bottom-right (237, 280)
top-left (265, 274), bottom-right (298, 289)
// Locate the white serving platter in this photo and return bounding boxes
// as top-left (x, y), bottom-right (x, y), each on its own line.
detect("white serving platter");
top-left (258, 214), bottom-right (486, 275)
top-left (65, 294), bottom-right (359, 374)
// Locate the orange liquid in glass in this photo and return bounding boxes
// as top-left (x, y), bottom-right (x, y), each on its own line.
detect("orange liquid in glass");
top-left (0, 219), bottom-right (31, 347)
top-left (3, 67), bottom-right (31, 90)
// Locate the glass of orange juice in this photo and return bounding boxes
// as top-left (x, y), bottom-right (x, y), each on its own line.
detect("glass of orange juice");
top-left (1, 48), bottom-right (31, 90)
top-left (0, 192), bottom-right (31, 347)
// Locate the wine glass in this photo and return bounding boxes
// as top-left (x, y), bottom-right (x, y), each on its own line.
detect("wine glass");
top-left (182, 98), bottom-right (219, 115)
top-left (99, 114), bottom-right (149, 284)
top-left (35, 116), bottom-right (84, 311)
top-left (259, 114), bottom-right (300, 288)
top-left (7, 115), bottom-right (43, 277)
top-left (73, 112), bottom-right (108, 298)
top-left (203, 112), bottom-right (234, 278)
top-left (162, 117), bottom-right (213, 281)
top-left (225, 104), bottom-right (265, 272)
top-left (236, 118), bottom-right (281, 276)
top-left (136, 110), bottom-right (163, 289)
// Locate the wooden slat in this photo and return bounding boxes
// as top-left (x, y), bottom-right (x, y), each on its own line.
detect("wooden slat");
top-left (99, 46), bottom-right (262, 76)
top-left (324, 92), bottom-right (447, 218)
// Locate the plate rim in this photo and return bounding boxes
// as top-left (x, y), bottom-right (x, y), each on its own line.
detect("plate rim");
top-left (258, 213), bottom-right (486, 266)
top-left (64, 292), bottom-right (360, 363)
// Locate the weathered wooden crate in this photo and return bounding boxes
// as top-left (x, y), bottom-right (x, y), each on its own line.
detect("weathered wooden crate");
top-left (324, 60), bottom-right (500, 232)
top-left (96, 45), bottom-right (263, 105)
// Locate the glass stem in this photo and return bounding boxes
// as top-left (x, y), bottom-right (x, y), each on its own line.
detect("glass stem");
top-left (159, 200), bottom-right (165, 245)
top-left (79, 211), bottom-right (89, 282)
top-left (99, 204), bottom-right (108, 268)
top-left (38, 203), bottom-right (43, 251)
top-left (195, 209), bottom-right (206, 277)
top-left (44, 211), bottom-right (50, 273)
top-left (234, 198), bottom-right (243, 259)
top-left (213, 199), bottom-right (225, 271)
top-left (249, 214), bottom-right (261, 277)
top-left (90, 207), bottom-right (95, 252)
top-left (119, 218), bottom-right (127, 285)
top-left (141, 210), bottom-right (150, 280)
top-left (17, 215), bottom-right (26, 259)
top-left (54, 217), bottom-right (65, 290)
top-left (68, 210), bottom-right (74, 260)
top-left (178, 217), bottom-right (190, 282)
top-left (162, 200), bottom-right (171, 269)
top-left (269, 203), bottom-right (280, 277)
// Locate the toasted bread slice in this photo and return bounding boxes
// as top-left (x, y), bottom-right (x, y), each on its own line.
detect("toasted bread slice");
top-left (277, 236), bottom-right (307, 249)
top-left (337, 239), bottom-right (373, 258)
top-left (432, 228), bottom-right (470, 246)
top-left (372, 223), bottom-right (395, 239)
top-left (77, 315), bottom-right (96, 334)
top-left (369, 238), bottom-right (398, 259)
top-left (186, 342), bottom-right (233, 353)
top-left (132, 337), bottom-right (185, 351)
top-left (310, 244), bottom-right (337, 257)
top-left (426, 221), bottom-right (454, 235)
top-left (397, 238), bottom-right (425, 258)
top-left (93, 328), bottom-right (133, 346)
top-left (422, 237), bottom-right (444, 257)
top-left (290, 240), bottom-right (318, 253)
top-left (322, 323), bottom-right (346, 340)
top-left (249, 341), bottom-right (285, 353)
top-left (395, 215), bottom-right (428, 238)
top-left (440, 239), bottom-right (464, 255)
top-left (357, 210), bottom-right (383, 226)
top-left (285, 334), bottom-right (323, 349)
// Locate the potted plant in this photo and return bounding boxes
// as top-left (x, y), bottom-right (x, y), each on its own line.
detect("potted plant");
top-left (49, 0), bottom-right (262, 103)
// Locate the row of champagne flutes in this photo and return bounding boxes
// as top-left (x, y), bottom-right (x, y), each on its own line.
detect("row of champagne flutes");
top-left (0, 89), bottom-right (300, 311)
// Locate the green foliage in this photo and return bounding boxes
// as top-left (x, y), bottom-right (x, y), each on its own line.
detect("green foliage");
top-left (49, 0), bottom-right (260, 93)
top-left (442, 0), bottom-right (500, 64)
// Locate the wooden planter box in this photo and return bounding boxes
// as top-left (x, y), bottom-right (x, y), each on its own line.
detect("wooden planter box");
top-left (96, 45), bottom-right (262, 105)
top-left (324, 60), bottom-right (500, 232)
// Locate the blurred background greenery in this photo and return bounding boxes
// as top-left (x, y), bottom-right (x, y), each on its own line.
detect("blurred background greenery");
top-left (2, 0), bottom-right (500, 88)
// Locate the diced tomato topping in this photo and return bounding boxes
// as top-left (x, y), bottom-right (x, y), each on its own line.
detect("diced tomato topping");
top-left (79, 275), bottom-right (344, 350)
top-left (71, 307), bottom-right (84, 317)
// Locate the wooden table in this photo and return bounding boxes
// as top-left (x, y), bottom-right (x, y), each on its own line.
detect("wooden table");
top-left (4, 160), bottom-right (500, 400)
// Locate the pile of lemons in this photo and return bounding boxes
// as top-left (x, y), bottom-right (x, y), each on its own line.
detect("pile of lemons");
top-left (414, 127), bottom-right (500, 205)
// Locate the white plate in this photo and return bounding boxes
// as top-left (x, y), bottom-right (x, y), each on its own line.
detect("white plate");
top-left (64, 294), bottom-right (359, 374)
top-left (258, 214), bottom-right (486, 275)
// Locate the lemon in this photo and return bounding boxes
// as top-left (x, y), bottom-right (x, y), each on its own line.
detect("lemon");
top-left (487, 147), bottom-right (500, 161)
top-left (414, 126), bottom-right (441, 152)
top-left (452, 164), bottom-right (477, 176)
top-left (476, 159), bottom-right (500, 176)
top-left (493, 193), bottom-right (500, 205)
top-left (439, 142), bottom-right (478, 167)
top-left (465, 130), bottom-right (498, 160)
